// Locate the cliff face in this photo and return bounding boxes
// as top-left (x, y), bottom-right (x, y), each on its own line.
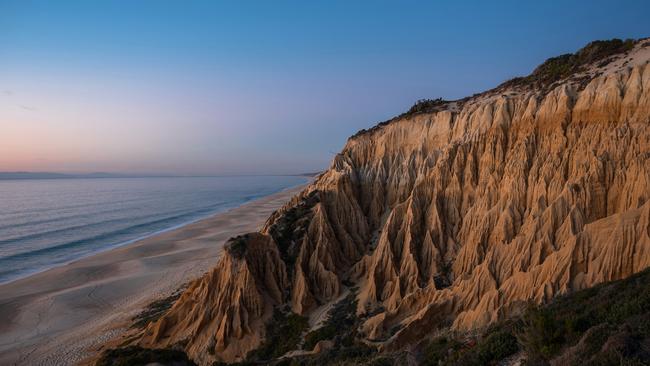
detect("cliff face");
top-left (140, 233), bottom-right (289, 364)
top-left (141, 39), bottom-right (650, 364)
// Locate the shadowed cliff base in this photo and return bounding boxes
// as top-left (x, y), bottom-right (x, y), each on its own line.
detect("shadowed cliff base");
top-left (98, 266), bottom-right (650, 365)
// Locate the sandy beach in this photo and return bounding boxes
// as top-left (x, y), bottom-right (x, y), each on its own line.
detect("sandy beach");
top-left (0, 184), bottom-right (305, 366)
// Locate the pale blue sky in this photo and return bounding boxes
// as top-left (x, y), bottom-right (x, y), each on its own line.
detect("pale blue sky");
top-left (1, 0), bottom-right (649, 174)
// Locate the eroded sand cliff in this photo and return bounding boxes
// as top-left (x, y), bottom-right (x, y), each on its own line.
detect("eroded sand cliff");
top-left (140, 39), bottom-right (650, 364)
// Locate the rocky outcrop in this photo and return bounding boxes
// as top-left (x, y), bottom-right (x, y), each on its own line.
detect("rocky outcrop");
top-left (139, 233), bottom-right (288, 364)
top-left (142, 38), bottom-right (650, 364)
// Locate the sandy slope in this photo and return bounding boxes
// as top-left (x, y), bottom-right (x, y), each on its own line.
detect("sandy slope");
top-left (0, 184), bottom-right (305, 366)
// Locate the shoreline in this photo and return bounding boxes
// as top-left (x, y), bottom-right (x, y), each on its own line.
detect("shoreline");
top-left (0, 180), bottom-right (307, 286)
top-left (0, 183), bottom-right (306, 366)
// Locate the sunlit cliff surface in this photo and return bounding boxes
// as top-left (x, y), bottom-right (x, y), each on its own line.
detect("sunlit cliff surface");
top-left (138, 38), bottom-right (650, 365)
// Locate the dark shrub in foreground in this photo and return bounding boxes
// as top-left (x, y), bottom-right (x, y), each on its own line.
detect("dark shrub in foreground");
top-left (96, 346), bottom-right (196, 366)
top-left (245, 308), bottom-right (309, 361)
top-left (303, 292), bottom-right (357, 351)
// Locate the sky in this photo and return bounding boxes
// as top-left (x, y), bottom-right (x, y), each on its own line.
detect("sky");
top-left (1, 0), bottom-right (649, 175)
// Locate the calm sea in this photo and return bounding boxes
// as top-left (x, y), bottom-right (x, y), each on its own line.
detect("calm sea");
top-left (0, 176), bottom-right (306, 284)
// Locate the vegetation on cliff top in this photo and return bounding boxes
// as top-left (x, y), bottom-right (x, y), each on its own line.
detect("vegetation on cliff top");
top-left (351, 98), bottom-right (450, 138)
top-left (224, 234), bottom-right (250, 259)
top-left (351, 38), bottom-right (639, 140)
top-left (402, 98), bottom-right (449, 117)
top-left (499, 38), bottom-right (636, 91)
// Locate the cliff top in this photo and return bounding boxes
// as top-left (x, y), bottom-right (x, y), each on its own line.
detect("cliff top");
top-left (351, 37), bottom-right (650, 140)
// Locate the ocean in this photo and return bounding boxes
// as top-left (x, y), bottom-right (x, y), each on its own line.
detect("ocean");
top-left (0, 175), bottom-right (306, 284)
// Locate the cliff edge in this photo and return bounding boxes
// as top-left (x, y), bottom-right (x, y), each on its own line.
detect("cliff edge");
top-left (139, 38), bottom-right (650, 365)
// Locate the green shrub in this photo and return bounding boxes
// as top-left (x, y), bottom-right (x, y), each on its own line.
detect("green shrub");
top-left (130, 291), bottom-right (182, 329)
top-left (518, 268), bottom-right (650, 365)
top-left (576, 325), bottom-right (613, 362)
top-left (519, 308), bottom-right (566, 360)
top-left (267, 191), bottom-right (320, 273)
top-left (96, 346), bottom-right (196, 366)
top-left (476, 330), bottom-right (519, 364)
top-left (420, 325), bottom-right (519, 366)
top-left (224, 235), bottom-right (249, 258)
top-left (404, 98), bottom-right (448, 116)
top-left (246, 308), bottom-right (309, 361)
top-left (303, 292), bottom-right (358, 351)
top-left (501, 38), bottom-right (636, 90)
top-left (421, 336), bottom-right (462, 365)
top-left (303, 325), bottom-right (337, 351)
top-left (297, 343), bottom-right (378, 366)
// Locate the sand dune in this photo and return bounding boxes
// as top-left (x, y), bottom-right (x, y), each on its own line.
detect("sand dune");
top-left (0, 184), bottom-right (305, 366)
